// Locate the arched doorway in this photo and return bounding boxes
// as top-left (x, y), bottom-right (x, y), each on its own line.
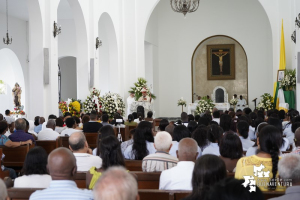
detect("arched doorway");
top-left (0, 48), bottom-right (25, 113)
top-left (98, 12), bottom-right (119, 94)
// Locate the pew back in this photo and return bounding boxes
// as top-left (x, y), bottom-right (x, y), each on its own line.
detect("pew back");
top-left (59, 136), bottom-right (69, 148)
top-left (125, 160), bottom-right (143, 171)
top-left (0, 148), bottom-right (10, 179)
top-left (84, 132), bottom-right (98, 148)
top-left (74, 172), bottom-right (86, 189)
top-left (1, 144), bottom-right (34, 168)
top-left (130, 171), bottom-right (161, 189)
top-left (36, 138), bottom-right (59, 155)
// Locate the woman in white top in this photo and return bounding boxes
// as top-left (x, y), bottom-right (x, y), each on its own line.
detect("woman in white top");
top-left (282, 110), bottom-right (299, 145)
top-left (237, 120), bottom-right (254, 151)
top-left (268, 117), bottom-right (290, 151)
top-left (124, 121), bottom-right (155, 160)
top-left (54, 118), bottom-right (66, 134)
top-left (202, 125), bottom-right (223, 156)
top-left (14, 146), bottom-right (51, 188)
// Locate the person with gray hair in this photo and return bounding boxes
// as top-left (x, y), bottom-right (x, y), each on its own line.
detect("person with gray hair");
top-left (142, 131), bottom-right (178, 172)
top-left (0, 179), bottom-right (8, 200)
top-left (69, 132), bottom-right (102, 171)
top-left (93, 166), bottom-right (139, 200)
top-left (159, 138), bottom-right (199, 190)
top-left (8, 118), bottom-right (35, 143)
top-left (38, 119), bottom-right (60, 140)
top-left (269, 154), bottom-right (300, 200)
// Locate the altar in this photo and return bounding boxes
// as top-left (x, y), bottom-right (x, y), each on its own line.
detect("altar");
top-left (211, 86), bottom-right (230, 111)
top-left (130, 101), bottom-right (153, 117)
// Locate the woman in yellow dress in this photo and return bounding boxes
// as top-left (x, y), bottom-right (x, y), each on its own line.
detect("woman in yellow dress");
top-left (235, 125), bottom-right (285, 192)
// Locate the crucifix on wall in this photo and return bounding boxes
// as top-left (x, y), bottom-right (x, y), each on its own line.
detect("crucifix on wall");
top-left (212, 50), bottom-right (229, 75)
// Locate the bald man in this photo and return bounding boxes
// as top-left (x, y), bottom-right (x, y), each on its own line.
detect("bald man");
top-left (38, 119), bottom-right (60, 140)
top-left (159, 138), bottom-right (198, 190)
top-left (69, 132), bottom-right (102, 171)
top-left (290, 127), bottom-right (300, 154)
top-left (30, 147), bottom-right (93, 200)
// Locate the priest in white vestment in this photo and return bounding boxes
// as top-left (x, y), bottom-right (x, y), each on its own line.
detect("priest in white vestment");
top-left (236, 95), bottom-right (247, 111)
top-left (138, 88), bottom-right (152, 102)
top-left (127, 92), bottom-right (135, 115)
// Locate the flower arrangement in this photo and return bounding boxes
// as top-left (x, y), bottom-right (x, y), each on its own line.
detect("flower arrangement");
top-left (101, 92), bottom-right (125, 119)
top-left (195, 97), bottom-right (215, 114)
top-left (177, 98), bottom-right (187, 107)
top-left (280, 69), bottom-right (296, 91)
top-left (257, 93), bottom-right (274, 111)
top-left (69, 101), bottom-right (81, 117)
top-left (11, 108), bottom-right (25, 116)
top-left (59, 100), bottom-right (81, 117)
top-left (128, 77), bottom-right (156, 101)
top-left (83, 88), bottom-right (102, 113)
top-left (230, 98), bottom-right (238, 106)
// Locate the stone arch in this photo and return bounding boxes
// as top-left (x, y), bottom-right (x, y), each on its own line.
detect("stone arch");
top-left (0, 48), bottom-right (25, 113)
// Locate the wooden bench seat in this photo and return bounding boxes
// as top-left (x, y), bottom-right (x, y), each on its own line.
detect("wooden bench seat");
top-left (130, 171), bottom-right (161, 189)
top-left (59, 136), bottom-right (69, 148)
top-left (6, 188), bottom-right (285, 200)
top-left (74, 172), bottom-right (87, 189)
top-left (36, 138), bottom-right (59, 155)
top-left (0, 144), bottom-right (34, 168)
top-left (125, 160), bottom-right (143, 171)
top-left (84, 132), bottom-right (98, 148)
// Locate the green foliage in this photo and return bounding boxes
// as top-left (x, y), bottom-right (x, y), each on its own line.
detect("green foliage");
top-left (128, 77), bottom-right (156, 101)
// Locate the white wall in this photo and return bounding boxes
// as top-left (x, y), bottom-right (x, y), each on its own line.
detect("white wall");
top-left (0, 13), bottom-right (28, 113)
top-left (58, 19), bottom-right (77, 58)
top-left (58, 56), bottom-right (77, 100)
top-left (146, 0), bottom-right (273, 117)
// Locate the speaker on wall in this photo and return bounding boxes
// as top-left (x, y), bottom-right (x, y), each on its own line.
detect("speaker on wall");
top-left (298, 52), bottom-right (300, 83)
top-left (44, 48), bottom-right (50, 85)
top-left (90, 58), bottom-right (94, 88)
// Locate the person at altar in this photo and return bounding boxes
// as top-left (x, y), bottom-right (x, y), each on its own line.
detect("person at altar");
top-left (127, 92), bottom-right (135, 115)
top-left (236, 95), bottom-right (247, 111)
top-left (138, 88), bottom-right (152, 102)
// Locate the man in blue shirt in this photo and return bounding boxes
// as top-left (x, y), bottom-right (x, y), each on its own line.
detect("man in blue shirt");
top-left (9, 118), bottom-right (35, 143)
top-left (30, 147), bottom-right (93, 200)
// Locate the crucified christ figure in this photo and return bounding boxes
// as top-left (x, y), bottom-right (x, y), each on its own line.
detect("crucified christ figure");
top-left (212, 50), bottom-right (229, 75)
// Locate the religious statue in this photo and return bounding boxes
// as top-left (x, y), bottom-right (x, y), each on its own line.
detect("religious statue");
top-left (12, 83), bottom-right (22, 108)
top-left (213, 50), bottom-right (229, 75)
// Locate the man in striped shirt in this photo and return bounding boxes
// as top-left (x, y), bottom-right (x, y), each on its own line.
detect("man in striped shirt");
top-left (142, 131), bottom-right (178, 172)
top-left (291, 128), bottom-right (300, 155)
top-left (30, 147), bottom-right (93, 200)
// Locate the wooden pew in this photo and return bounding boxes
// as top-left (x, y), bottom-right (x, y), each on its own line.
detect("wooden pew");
top-left (0, 148), bottom-right (9, 179)
top-left (130, 171), bottom-right (161, 189)
top-left (138, 189), bottom-right (173, 200)
top-left (84, 132), bottom-right (98, 148)
top-left (125, 160), bottom-right (143, 171)
top-left (74, 172), bottom-right (87, 189)
top-left (1, 144), bottom-right (34, 168)
top-left (59, 136), bottom-right (69, 148)
top-left (36, 138), bottom-right (59, 155)
top-left (8, 188), bottom-right (43, 200)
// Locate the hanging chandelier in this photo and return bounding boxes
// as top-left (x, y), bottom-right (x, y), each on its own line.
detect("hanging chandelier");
top-left (170, 0), bottom-right (200, 17)
top-left (3, 0), bottom-right (12, 45)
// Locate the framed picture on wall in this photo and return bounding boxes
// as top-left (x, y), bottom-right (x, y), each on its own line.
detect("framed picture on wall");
top-left (277, 70), bottom-right (285, 82)
top-left (207, 44), bottom-right (235, 80)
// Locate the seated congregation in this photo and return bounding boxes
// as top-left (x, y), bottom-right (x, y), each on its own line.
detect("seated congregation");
top-left (0, 107), bottom-right (300, 200)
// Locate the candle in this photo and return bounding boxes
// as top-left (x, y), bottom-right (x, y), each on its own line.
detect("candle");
top-left (66, 98), bottom-right (72, 111)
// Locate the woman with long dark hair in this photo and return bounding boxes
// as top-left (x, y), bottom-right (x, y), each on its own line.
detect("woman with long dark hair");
top-left (219, 131), bottom-right (243, 172)
top-left (124, 114), bottom-right (138, 126)
top-left (202, 125), bottom-right (223, 156)
top-left (191, 126), bottom-right (209, 151)
top-left (87, 135), bottom-right (125, 189)
top-left (183, 155), bottom-right (227, 200)
top-left (14, 147), bottom-right (51, 188)
top-left (235, 125), bottom-right (285, 191)
top-left (123, 121), bottom-right (155, 160)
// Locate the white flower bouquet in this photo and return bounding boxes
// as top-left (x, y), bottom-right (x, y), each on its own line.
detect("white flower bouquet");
top-left (128, 77), bottom-right (156, 101)
top-left (83, 88), bottom-right (102, 113)
top-left (177, 98), bottom-right (187, 107)
top-left (230, 98), bottom-right (238, 106)
top-left (101, 92), bottom-right (125, 119)
top-left (195, 97), bottom-right (215, 114)
top-left (257, 93), bottom-right (274, 111)
top-left (280, 69), bottom-right (296, 91)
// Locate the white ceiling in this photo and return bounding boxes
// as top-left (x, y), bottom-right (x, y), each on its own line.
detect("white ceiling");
top-left (0, 0), bottom-right (73, 21)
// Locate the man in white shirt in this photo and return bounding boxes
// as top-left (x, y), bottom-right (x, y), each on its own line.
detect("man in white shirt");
top-left (237, 120), bottom-right (254, 151)
top-left (212, 110), bottom-right (220, 124)
top-left (61, 118), bottom-right (82, 136)
top-left (69, 132), bottom-right (102, 171)
top-left (236, 95), bottom-right (247, 111)
top-left (159, 138), bottom-right (198, 190)
top-left (127, 92), bottom-right (135, 115)
top-left (142, 131), bottom-right (178, 172)
top-left (38, 119), bottom-right (60, 140)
